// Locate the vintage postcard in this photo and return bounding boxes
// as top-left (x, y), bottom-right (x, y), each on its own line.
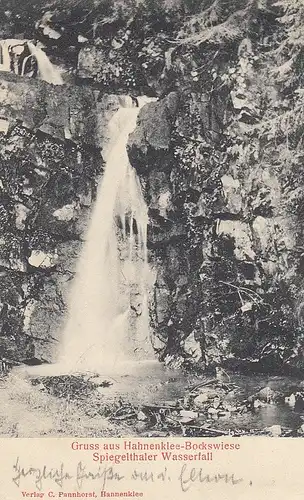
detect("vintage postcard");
top-left (0, 0), bottom-right (303, 498)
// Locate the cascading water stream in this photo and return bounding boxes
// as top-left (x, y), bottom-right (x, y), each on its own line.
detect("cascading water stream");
top-left (0, 39), bottom-right (63, 85)
top-left (12, 94), bottom-right (178, 400)
top-left (27, 42), bottom-right (63, 85)
top-left (13, 96), bottom-right (157, 379)
top-left (56, 96), bottom-right (155, 373)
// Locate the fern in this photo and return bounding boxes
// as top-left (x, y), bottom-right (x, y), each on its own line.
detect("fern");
top-left (177, 0), bottom-right (265, 46)
top-left (275, 0), bottom-right (304, 52)
top-left (182, 0), bottom-right (224, 33)
top-left (181, 16), bottom-right (244, 45)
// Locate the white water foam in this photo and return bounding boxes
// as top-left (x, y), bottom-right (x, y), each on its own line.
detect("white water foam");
top-left (0, 39), bottom-right (63, 85)
top-left (19, 96), bottom-right (156, 378)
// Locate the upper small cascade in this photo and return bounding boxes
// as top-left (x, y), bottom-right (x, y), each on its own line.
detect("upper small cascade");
top-left (0, 39), bottom-right (63, 85)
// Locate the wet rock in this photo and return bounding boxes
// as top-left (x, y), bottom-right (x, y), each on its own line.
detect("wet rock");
top-left (56, 240), bottom-right (82, 274)
top-left (193, 393), bottom-right (209, 406)
top-left (215, 367), bottom-right (231, 383)
top-left (88, 376), bottom-right (113, 388)
top-left (28, 250), bottom-right (58, 269)
top-left (137, 411), bottom-right (148, 421)
top-left (199, 387), bottom-right (220, 398)
top-left (14, 204), bottom-right (30, 231)
top-left (221, 174), bottom-right (243, 214)
top-left (265, 425), bottom-right (282, 437)
top-left (297, 424), bottom-right (304, 435)
top-left (212, 397), bottom-right (221, 409)
top-left (77, 46), bottom-right (105, 79)
top-left (222, 403), bottom-right (238, 413)
top-left (78, 188), bottom-right (93, 207)
top-left (294, 394), bottom-right (304, 412)
top-left (146, 171), bottom-right (173, 219)
top-left (255, 387), bottom-right (277, 403)
top-left (0, 73), bottom-right (100, 147)
top-left (224, 389), bottom-right (238, 402)
top-left (285, 393), bottom-right (296, 407)
top-left (180, 410), bottom-right (198, 419)
top-left (52, 203), bottom-right (77, 222)
top-left (164, 354), bottom-right (184, 369)
top-left (217, 220), bottom-right (255, 261)
top-left (163, 401), bottom-right (178, 407)
top-left (207, 407), bottom-right (219, 415)
top-left (78, 35), bottom-right (88, 44)
top-left (179, 416), bottom-right (196, 424)
top-left (128, 92), bottom-right (179, 172)
top-left (183, 332), bottom-right (202, 363)
top-left (218, 410), bottom-right (231, 418)
top-left (135, 421), bottom-right (150, 433)
top-left (154, 284), bottom-right (171, 325)
top-left (23, 274), bottom-right (67, 361)
top-left (0, 117), bottom-right (10, 135)
top-left (70, 207), bottom-right (92, 240)
top-left (142, 431), bottom-right (169, 437)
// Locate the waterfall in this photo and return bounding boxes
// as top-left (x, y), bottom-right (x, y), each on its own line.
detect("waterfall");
top-left (0, 39), bottom-right (63, 85)
top-left (0, 40), bottom-right (13, 72)
top-left (58, 96), bottom-right (155, 373)
top-left (27, 42), bottom-right (63, 85)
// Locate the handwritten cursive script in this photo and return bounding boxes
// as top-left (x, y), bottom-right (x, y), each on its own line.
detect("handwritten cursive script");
top-left (76, 462), bottom-right (124, 490)
top-left (12, 457), bottom-right (245, 493)
top-left (179, 464), bottom-right (244, 492)
top-left (12, 457), bottom-right (72, 491)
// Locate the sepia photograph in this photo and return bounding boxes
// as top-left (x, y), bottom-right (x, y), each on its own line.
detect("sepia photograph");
top-left (0, 0), bottom-right (303, 440)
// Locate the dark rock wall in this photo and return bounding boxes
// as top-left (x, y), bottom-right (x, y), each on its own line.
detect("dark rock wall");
top-left (0, 74), bottom-right (117, 363)
top-left (128, 88), bottom-right (303, 369)
top-left (127, 44), bottom-right (304, 370)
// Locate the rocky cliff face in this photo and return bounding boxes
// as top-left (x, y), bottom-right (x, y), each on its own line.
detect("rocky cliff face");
top-left (0, 74), bottom-right (124, 363)
top-left (129, 86), bottom-right (304, 371)
top-left (0, 0), bottom-right (303, 372)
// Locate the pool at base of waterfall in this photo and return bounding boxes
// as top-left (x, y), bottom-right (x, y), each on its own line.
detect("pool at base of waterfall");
top-left (10, 363), bottom-right (304, 437)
